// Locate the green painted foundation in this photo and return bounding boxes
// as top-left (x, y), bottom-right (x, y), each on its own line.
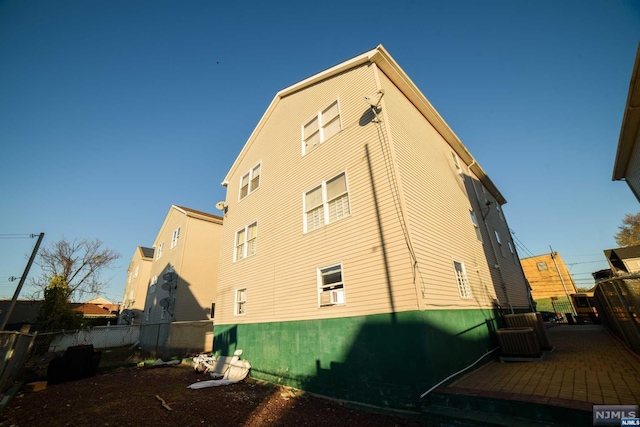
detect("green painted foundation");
top-left (214, 309), bottom-right (506, 409)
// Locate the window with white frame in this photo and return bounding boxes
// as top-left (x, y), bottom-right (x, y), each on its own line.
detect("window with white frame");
top-left (494, 230), bottom-right (505, 257)
top-left (235, 222), bottom-right (257, 261)
top-left (156, 243), bottom-right (164, 259)
top-left (508, 241), bottom-right (517, 263)
top-left (235, 288), bottom-right (247, 315)
top-left (239, 163), bottom-right (261, 200)
top-left (134, 265), bottom-right (139, 278)
top-left (469, 210), bottom-right (482, 242)
top-left (302, 100), bottom-right (341, 154)
top-left (304, 172), bottom-right (350, 232)
top-left (318, 264), bottom-right (345, 306)
top-left (537, 261), bottom-right (548, 271)
top-left (149, 275), bottom-right (158, 294)
top-left (161, 306), bottom-right (167, 320)
top-left (496, 205), bottom-right (504, 221)
top-left (145, 307), bottom-right (151, 321)
top-left (171, 227), bottom-right (181, 248)
top-left (453, 260), bottom-right (472, 299)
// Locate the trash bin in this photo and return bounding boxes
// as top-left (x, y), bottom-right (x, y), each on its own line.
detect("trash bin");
top-left (565, 313), bottom-right (574, 325)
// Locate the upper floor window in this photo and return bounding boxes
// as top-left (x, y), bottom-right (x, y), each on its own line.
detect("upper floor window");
top-left (469, 210), bottom-right (482, 242)
top-left (537, 261), bottom-right (548, 271)
top-left (134, 266), bottom-right (139, 278)
top-left (494, 230), bottom-right (506, 257)
top-left (453, 260), bottom-right (472, 299)
top-left (304, 172), bottom-right (350, 233)
top-left (508, 241), bottom-right (517, 264)
top-left (171, 227), bottom-right (181, 249)
top-left (239, 163), bottom-right (261, 200)
top-left (235, 222), bottom-right (257, 261)
top-left (302, 100), bottom-right (341, 155)
top-left (496, 205), bottom-right (504, 222)
top-left (318, 264), bottom-right (345, 307)
top-left (156, 243), bottom-right (164, 260)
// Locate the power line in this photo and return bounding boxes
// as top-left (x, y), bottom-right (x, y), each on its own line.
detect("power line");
top-left (511, 232), bottom-right (537, 259)
top-left (566, 261), bottom-right (607, 266)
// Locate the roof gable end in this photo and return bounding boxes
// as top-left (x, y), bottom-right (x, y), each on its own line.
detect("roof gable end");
top-left (222, 44), bottom-right (506, 204)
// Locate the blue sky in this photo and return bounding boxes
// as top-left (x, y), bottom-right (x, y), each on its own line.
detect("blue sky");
top-left (1, 0), bottom-right (639, 302)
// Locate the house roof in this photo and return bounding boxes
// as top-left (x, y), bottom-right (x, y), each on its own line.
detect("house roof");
top-left (0, 299), bottom-right (42, 324)
top-left (139, 246), bottom-right (155, 259)
top-left (604, 245), bottom-right (640, 261)
top-left (613, 43), bottom-right (640, 181)
top-left (70, 303), bottom-right (116, 317)
top-left (85, 297), bottom-right (111, 305)
top-left (222, 44), bottom-right (507, 205)
top-left (174, 205), bottom-right (223, 222)
top-left (153, 205), bottom-right (223, 248)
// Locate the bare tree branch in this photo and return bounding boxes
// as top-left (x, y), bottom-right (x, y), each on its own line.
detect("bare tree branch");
top-left (30, 238), bottom-right (121, 302)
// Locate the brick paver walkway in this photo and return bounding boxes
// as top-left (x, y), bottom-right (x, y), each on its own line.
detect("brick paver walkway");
top-left (447, 325), bottom-right (640, 409)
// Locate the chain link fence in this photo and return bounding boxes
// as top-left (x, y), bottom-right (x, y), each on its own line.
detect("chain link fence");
top-left (594, 275), bottom-right (640, 355)
top-left (0, 331), bottom-right (37, 393)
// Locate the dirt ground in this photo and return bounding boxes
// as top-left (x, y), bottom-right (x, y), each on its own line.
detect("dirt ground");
top-left (0, 364), bottom-right (421, 427)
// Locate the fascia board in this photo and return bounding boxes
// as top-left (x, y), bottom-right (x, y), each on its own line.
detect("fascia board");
top-left (613, 44), bottom-right (640, 181)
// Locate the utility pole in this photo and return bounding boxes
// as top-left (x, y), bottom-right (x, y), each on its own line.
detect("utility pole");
top-left (549, 245), bottom-right (576, 315)
top-left (1, 233), bottom-right (45, 330)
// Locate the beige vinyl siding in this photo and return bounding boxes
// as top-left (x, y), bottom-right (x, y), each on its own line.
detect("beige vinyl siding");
top-left (174, 216), bottom-right (222, 321)
top-left (145, 209), bottom-right (185, 324)
top-left (216, 64), bottom-right (418, 326)
top-left (144, 207), bottom-right (222, 323)
top-left (623, 256), bottom-right (640, 273)
top-left (122, 248), bottom-right (153, 312)
top-left (377, 69), bottom-right (530, 310)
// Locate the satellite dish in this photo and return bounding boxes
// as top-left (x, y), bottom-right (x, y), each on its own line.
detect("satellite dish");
top-left (364, 89), bottom-right (385, 108)
top-left (159, 297), bottom-right (171, 307)
top-left (215, 201), bottom-right (227, 211)
top-left (163, 272), bottom-right (175, 282)
top-left (162, 281), bottom-right (177, 291)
